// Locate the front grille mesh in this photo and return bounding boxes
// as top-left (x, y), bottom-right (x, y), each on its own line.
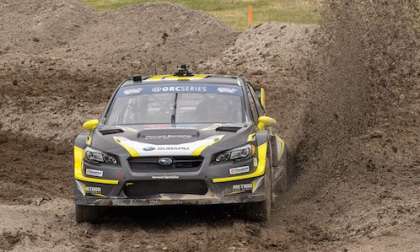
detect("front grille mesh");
top-left (124, 180), bottom-right (208, 197)
top-left (128, 156), bottom-right (203, 172)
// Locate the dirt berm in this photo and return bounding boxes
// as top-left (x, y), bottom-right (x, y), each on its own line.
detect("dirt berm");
top-left (0, 0), bottom-right (419, 251)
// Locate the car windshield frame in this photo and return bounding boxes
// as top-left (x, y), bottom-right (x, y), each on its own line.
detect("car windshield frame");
top-left (103, 83), bottom-right (248, 126)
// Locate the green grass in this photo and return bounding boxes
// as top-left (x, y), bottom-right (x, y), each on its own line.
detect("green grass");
top-left (84, 0), bottom-right (320, 30)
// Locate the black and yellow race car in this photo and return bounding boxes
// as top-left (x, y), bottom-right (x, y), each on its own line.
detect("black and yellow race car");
top-left (74, 66), bottom-right (291, 222)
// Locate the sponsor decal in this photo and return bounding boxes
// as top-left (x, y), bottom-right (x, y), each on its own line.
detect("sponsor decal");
top-left (123, 88), bottom-right (143, 95)
top-left (229, 166), bottom-right (250, 175)
top-left (217, 87), bottom-right (238, 94)
top-left (118, 85), bottom-right (242, 97)
top-left (156, 146), bottom-right (190, 151)
top-left (76, 181), bottom-right (103, 196)
top-left (253, 157), bottom-right (258, 167)
top-left (151, 86), bottom-right (207, 93)
top-left (85, 169), bottom-right (104, 177)
top-left (152, 175), bottom-right (179, 179)
top-left (144, 135), bottom-right (193, 140)
top-left (143, 145), bottom-right (190, 151)
top-left (232, 183), bottom-right (253, 193)
top-left (86, 186), bottom-right (102, 194)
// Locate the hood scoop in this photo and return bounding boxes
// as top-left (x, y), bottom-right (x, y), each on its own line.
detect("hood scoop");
top-left (138, 129), bottom-right (199, 141)
top-left (215, 126), bottom-right (242, 132)
top-left (99, 128), bottom-right (125, 135)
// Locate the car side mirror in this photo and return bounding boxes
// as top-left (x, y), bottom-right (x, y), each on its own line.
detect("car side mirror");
top-left (257, 116), bottom-right (276, 130)
top-left (82, 119), bottom-right (99, 131)
top-left (255, 88), bottom-right (266, 109)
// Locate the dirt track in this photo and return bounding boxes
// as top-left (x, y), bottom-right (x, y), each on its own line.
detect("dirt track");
top-left (1, 0), bottom-right (420, 251)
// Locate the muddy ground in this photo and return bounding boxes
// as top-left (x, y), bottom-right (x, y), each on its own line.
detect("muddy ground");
top-left (0, 0), bottom-right (419, 251)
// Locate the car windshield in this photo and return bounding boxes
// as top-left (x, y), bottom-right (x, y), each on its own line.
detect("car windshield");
top-left (105, 84), bottom-right (245, 125)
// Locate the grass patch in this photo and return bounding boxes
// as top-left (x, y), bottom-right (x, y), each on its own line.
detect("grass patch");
top-left (84, 0), bottom-right (321, 30)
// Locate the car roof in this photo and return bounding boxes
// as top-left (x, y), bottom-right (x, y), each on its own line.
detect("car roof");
top-left (121, 74), bottom-right (242, 87)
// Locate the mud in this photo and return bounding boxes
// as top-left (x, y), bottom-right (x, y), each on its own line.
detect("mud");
top-left (1, 0), bottom-right (420, 251)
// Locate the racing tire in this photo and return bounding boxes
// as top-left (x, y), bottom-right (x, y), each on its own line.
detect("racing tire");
top-left (75, 204), bottom-right (102, 223)
top-left (245, 157), bottom-right (272, 222)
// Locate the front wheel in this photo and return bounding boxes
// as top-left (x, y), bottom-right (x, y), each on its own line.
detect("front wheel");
top-left (245, 158), bottom-right (272, 222)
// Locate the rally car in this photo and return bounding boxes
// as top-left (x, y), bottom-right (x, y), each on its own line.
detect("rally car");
top-left (74, 65), bottom-right (291, 223)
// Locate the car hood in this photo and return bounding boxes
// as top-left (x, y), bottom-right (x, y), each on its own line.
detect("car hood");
top-left (90, 123), bottom-right (254, 156)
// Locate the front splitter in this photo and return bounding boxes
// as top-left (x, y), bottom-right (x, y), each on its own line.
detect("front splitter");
top-left (76, 193), bottom-right (265, 206)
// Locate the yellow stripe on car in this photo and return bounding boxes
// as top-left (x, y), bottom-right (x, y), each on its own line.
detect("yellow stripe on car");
top-left (74, 146), bottom-right (119, 185)
top-left (212, 142), bottom-right (268, 183)
top-left (247, 133), bottom-right (256, 142)
top-left (147, 74), bottom-right (208, 81)
top-left (192, 136), bottom-right (223, 156)
top-left (192, 144), bottom-right (210, 156)
top-left (147, 74), bottom-right (171, 81)
top-left (114, 137), bottom-right (140, 157)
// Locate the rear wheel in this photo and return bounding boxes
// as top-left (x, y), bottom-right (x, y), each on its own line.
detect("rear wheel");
top-left (75, 204), bottom-right (102, 223)
top-left (246, 157), bottom-right (272, 222)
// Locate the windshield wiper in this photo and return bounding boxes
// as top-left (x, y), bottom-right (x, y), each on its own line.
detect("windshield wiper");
top-left (171, 93), bottom-right (178, 125)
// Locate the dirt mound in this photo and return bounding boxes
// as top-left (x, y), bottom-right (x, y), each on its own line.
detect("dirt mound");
top-left (0, 0), bottom-right (93, 54)
top-left (0, 0), bottom-right (236, 67)
top-left (203, 22), bottom-right (314, 74)
top-left (0, 1), bottom-right (237, 142)
top-left (64, 3), bottom-right (237, 72)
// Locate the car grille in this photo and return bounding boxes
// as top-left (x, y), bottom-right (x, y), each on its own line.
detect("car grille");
top-left (124, 180), bottom-right (208, 197)
top-left (128, 156), bottom-right (203, 172)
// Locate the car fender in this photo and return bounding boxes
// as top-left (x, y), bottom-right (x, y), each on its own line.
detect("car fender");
top-left (74, 132), bottom-right (89, 149)
top-left (255, 130), bottom-right (271, 165)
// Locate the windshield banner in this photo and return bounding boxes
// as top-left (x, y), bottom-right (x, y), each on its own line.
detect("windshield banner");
top-left (117, 85), bottom-right (242, 97)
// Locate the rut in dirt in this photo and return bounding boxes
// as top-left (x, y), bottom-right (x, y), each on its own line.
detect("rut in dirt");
top-left (0, 132), bottom-right (72, 205)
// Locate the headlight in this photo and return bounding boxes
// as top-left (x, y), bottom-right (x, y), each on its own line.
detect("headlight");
top-left (84, 147), bottom-right (118, 165)
top-left (215, 144), bottom-right (256, 162)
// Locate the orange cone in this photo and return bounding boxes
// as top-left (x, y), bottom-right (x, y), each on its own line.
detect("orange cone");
top-left (247, 5), bottom-right (253, 28)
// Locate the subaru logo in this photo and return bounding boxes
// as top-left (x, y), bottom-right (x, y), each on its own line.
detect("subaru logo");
top-left (143, 146), bottom-right (156, 151)
top-left (158, 157), bottom-right (173, 166)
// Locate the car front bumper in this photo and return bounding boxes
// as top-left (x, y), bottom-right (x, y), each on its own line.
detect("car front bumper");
top-left (75, 176), bottom-right (266, 207)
